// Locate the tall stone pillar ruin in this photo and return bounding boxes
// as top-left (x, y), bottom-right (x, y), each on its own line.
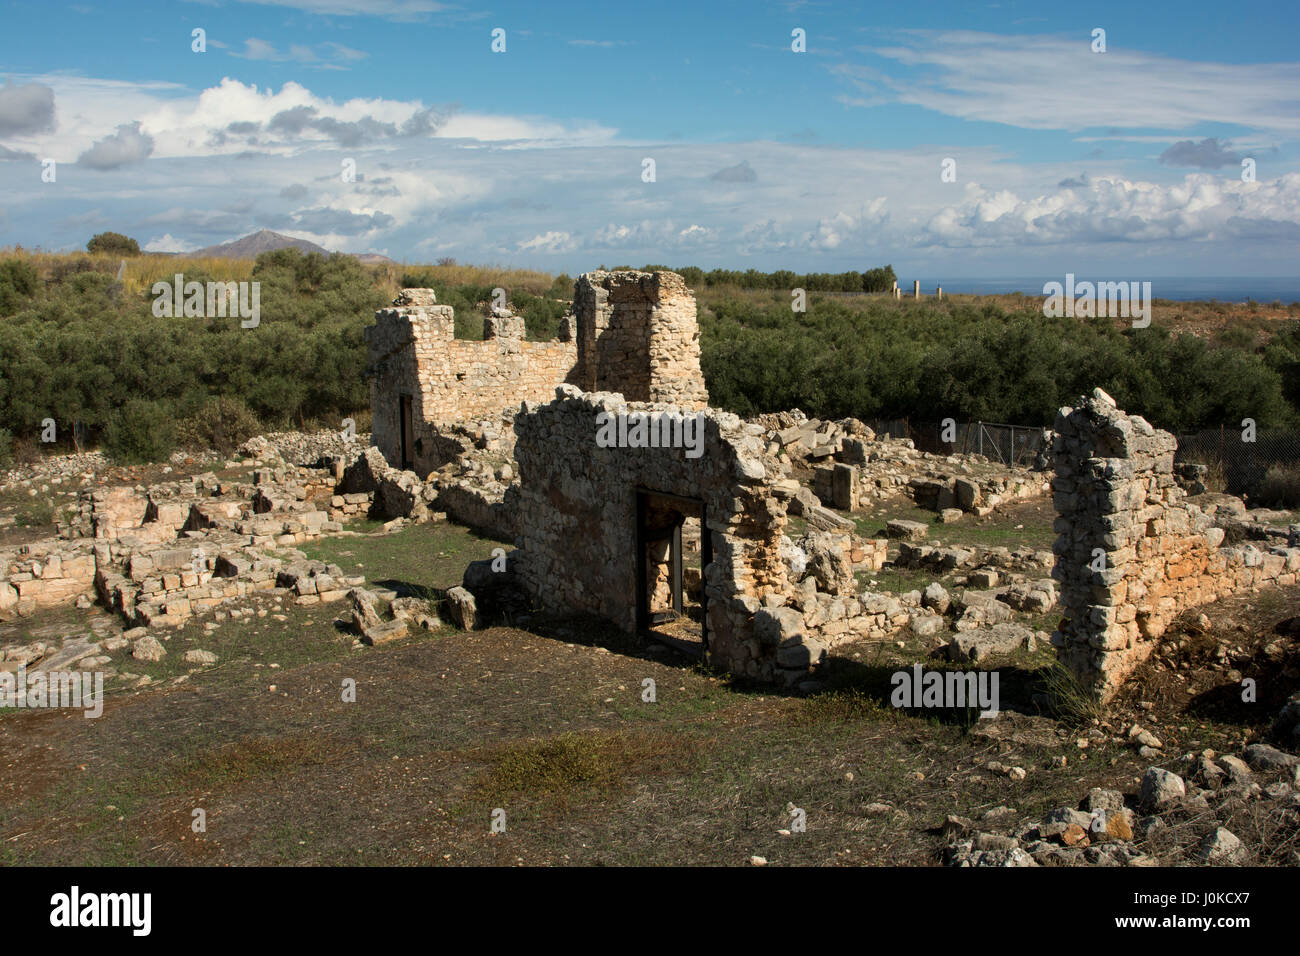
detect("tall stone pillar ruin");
top-left (1051, 388), bottom-right (1300, 704)
top-left (571, 270), bottom-right (709, 409)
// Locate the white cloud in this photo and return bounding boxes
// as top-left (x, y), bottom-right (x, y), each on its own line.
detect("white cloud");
top-left (230, 37), bottom-right (368, 68)
top-left (0, 74), bottom-right (617, 165)
top-left (77, 121), bottom-right (154, 169)
top-left (517, 231), bottom-right (575, 253)
top-left (806, 198), bottom-right (888, 249)
top-left (839, 31), bottom-right (1300, 135)
top-left (143, 233), bottom-right (196, 252)
top-left (920, 173), bottom-right (1300, 246)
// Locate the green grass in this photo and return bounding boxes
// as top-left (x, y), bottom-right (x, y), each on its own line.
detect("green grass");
top-left (300, 519), bottom-right (504, 597)
top-left (95, 600), bottom-right (358, 695)
top-left (858, 565), bottom-right (934, 595)
top-left (942, 519), bottom-right (1054, 551)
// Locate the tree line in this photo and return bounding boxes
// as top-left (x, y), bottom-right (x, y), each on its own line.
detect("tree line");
top-left (2, 249), bottom-right (1295, 466)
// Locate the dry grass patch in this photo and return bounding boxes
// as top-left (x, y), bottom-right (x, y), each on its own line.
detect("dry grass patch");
top-left (470, 729), bottom-right (700, 804)
top-left (172, 733), bottom-right (347, 788)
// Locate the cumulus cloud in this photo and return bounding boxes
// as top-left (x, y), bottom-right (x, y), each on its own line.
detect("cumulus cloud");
top-left (805, 199), bottom-right (889, 249)
top-left (233, 102), bottom-right (453, 148)
top-left (1058, 173), bottom-right (1091, 188)
top-left (920, 173), bottom-right (1300, 246)
top-left (710, 160), bottom-right (757, 183)
top-left (3, 76), bottom-right (613, 171)
top-left (279, 183), bottom-right (309, 199)
top-left (0, 81), bottom-right (55, 136)
top-left (143, 233), bottom-right (197, 253)
top-left (1159, 137), bottom-right (1243, 169)
top-left (518, 231), bottom-right (575, 253)
top-left (76, 121), bottom-right (154, 169)
top-left (0, 144), bottom-right (35, 161)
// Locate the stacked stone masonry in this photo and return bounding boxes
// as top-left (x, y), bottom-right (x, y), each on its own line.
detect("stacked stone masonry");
top-left (365, 272), bottom-right (709, 477)
top-left (509, 386), bottom-right (904, 684)
top-left (1052, 389), bottom-right (1300, 703)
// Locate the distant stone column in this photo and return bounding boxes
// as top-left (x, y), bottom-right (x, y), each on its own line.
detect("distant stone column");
top-left (936, 286), bottom-right (943, 300)
top-left (913, 280), bottom-right (920, 299)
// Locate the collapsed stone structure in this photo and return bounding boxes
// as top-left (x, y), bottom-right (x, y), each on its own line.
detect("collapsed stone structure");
top-left (1052, 390), bottom-right (1300, 703)
top-left (0, 445), bottom-right (381, 632)
top-left (508, 386), bottom-right (899, 681)
top-left (365, 272), bottom-right (707, 478)
top-left (753, 410), bottom-right (1050, 516)
top-left (357, 271), bottom-right (1064, 685)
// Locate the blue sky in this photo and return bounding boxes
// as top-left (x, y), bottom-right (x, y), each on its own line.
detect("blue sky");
top-left (1, 0), bottom-right (1298, 276)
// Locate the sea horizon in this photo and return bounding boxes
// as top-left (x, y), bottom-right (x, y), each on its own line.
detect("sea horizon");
top-left (904, 276), bottom-right (1300, 304)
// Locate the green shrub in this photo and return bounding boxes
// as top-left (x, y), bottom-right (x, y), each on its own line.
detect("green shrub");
top-left (398, 268), bottom-right (439, 288)
top-left (0, 259), bottom-right (39, 316)
top-left (547, 272), bottom-right (573, 299)
top-left (1254, 463), bottom-right (1300, 508)
top-left (0, 427), bottom-right (13, 470)
top-left (104, 399), bottom-right (175, 464)
top-left (174, 396), bottom-right (263, 455)
top-left (86, 232), bottom-right (140, 256)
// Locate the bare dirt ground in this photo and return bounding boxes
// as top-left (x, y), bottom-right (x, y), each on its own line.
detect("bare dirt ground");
top-left (2, 505), bottom-right (1294, 866)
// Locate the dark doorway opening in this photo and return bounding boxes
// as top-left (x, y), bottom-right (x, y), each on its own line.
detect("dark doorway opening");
top-left (399, 394), bottom-right (414, 470)
top-left (635, 488), bottom-right (710, 657)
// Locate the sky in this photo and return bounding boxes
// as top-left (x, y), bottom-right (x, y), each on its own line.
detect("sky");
top-left (1, 0), bottom-right (1298, 277)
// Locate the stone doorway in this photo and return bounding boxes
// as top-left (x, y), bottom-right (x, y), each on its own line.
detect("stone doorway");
top-left (398, 394), bottom-right (414, 470)
top-left (635, 489), bottom-right (710, 655)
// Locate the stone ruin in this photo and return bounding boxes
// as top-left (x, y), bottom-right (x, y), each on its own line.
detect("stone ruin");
top-left (750, 409), bottom-right (1049, 517)
top-left (506, 385), bottom-right (898, 682)
top-left (364, 271), bottom-right (707, 479)
top-left (15, 265), bottom-right (1300, 707)
top-left (354, 269), bottom-right (1065, 687)
top-left (1052, 389), bottom-right (1300, 703)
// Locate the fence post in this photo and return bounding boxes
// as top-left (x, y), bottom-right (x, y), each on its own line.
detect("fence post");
top-left (977, 421), bottom-right (983, 457)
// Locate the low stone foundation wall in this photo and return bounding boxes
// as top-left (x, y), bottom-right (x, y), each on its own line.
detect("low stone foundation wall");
top-left (437, 482), bottom-right (514, 538)
top-left (0, 543), bottom-right (97, 615)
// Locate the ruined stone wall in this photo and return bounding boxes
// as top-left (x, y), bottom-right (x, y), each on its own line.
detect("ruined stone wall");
top-left (511, 385), bottom-right (789, 679)
top-left (572, 271), bottom-right (709, 408)
top-left (1, 543), bottom-right (96, 615)
top-left (365, 290), bottom-right (578, 475)
top-left (1052, 390), bottom-right (1300, 703)
top-left (367, 275), bottom-right (709, 475)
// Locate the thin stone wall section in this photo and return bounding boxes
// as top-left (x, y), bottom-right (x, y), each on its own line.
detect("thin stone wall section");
top-left (365, 289), bottom-right (578, 475)
top-left (1052, 389), bottom-right (1300, 703)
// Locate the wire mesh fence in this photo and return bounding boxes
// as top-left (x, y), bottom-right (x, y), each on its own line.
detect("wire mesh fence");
top-left (865, 418), bottom-right (1300, 497)
top-left (1173, 427), bottom-right (1300, 499)
top-left (866, 418), bottom-right (1051, 468)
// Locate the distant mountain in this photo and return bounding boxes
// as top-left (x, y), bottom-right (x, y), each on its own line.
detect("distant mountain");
top-left (192, 230), bottom-right (331, 259)
top-left (352, 252), bottom-right (396, 265)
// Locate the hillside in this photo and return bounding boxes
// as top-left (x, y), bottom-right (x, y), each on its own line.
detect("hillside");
top-left (192, 229), bottom-right (331, 259)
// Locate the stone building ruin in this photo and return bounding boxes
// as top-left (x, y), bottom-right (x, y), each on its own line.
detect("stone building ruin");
top-left (510, 387), bottom-right (791, 677)
top-left (1052, 389), bottom-right (1300, 703)
top-left (365, 271), bottom-right (707, 478)
top-left (359, 270), bottom-right (1300, 704)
